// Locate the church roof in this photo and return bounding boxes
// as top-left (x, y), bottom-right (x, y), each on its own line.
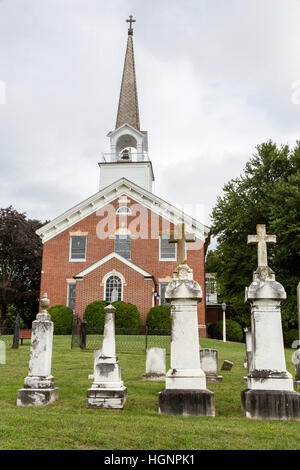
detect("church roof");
top-left (115, 22), bottom-right (140, 130)
top-left (36, 177), bottom-right (210, 244)
top-left (74, 252), bottom-right (152, 279)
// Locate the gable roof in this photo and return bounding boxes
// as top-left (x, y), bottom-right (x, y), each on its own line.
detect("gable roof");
top-left (74, 252), bottom-right (152, 279)
top-left (36, 177), bottom-right (210, 244)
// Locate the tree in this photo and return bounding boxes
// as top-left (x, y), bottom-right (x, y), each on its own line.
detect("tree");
top-left (0, 206), bottom-right (44, 326)
top-left (210, 140), bottom-right (300, 331)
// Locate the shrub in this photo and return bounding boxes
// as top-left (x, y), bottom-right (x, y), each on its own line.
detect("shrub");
top-left (146, 305), bottom-right (171, 330)
top-left (84, 301), bottom-right (107, 328)
top-left (48, 305), bottom-right (73, 335)
top-left (208, 319), bottom-right (243, 342)
top-left (111, 301), bottom-right (141, 330)
top-left (283, 329), bottom-right (299, 348)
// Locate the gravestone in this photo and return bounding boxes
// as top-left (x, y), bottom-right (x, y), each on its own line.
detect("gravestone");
top-left (241, 225), bottom-right (300, 420)
top-left (88, 349), bottom-right (102, 380)
top-left (143, 347), bottom-right (166, 381)
top-left (292, 349), bottom-right (300, 389)
top-left (0, 340), bottom-right (5, 365)
top-left (221, 360), bottom-right (233, 371)
top-left (243, 327), bottom-right (253, 382)
top-left (17, 294), bottom-right (58, 406)
top-left (87, 304), bottom-right (127, 409)
top-left (158, 223), bottom-right (215, 417)
top-left (200, 349), bottom-right (222, 382)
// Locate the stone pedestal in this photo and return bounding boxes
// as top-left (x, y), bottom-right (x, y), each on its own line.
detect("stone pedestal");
top-left (17, 294), bottom-right (58, 407)
top-left (158, 266), bottom-right (215, 417)
top-left (87, 304), bottom-right (127, 409)
top-left (200, 349), bottom-right (222, 382)
top-left (143, 347), bottom-right (166, 381)
top-left (242, 267), bottom-right (300, 420)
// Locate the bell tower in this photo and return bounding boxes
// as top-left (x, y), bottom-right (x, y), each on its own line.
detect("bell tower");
top-left (99, 16), bottom-right (155, 192)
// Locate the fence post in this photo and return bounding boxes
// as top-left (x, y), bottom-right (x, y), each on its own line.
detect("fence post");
top-left (80, 317), bottom-right (87, 350)
top-left (145, 325), bottom-right (148, 352)
top-left (12, 313), bottom-right (20, 349)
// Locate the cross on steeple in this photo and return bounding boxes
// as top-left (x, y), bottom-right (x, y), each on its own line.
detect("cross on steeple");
top-left (126, 15), bottom-right (136, 35)
top-left (169, 223), bottom-right (196, 265)
top-left (248, 224), bottom-right (276, 267)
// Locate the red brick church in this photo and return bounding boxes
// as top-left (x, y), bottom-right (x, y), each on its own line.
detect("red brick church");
top-left (36, 17), bottom-right (211, 337)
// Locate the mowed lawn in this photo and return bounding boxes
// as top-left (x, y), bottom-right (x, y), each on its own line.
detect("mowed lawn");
top-left (0, 336), bottom-right (299, 450)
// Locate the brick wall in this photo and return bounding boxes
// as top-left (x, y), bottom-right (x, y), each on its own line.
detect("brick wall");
top-left (40, 196), bottom-right (207, 335)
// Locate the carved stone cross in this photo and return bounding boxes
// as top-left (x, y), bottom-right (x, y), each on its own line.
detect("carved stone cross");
top-left (247, 224), bottom-right (276, 267)
top-left (169, 223), bottom-right (196, 265)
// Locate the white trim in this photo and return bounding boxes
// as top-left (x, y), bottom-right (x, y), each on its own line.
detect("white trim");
top-left (159, 235), bottom-right (177, 262)
top-left (36, 178), bottom-right (210, 244)
top-left (69, 235), bottom-right (87, 262)
top-left (103, 272), bottom-right (124, 302)
top-left (101, 270), bottom-right (126, 286)
top-left (116, 206), bottom-right (132, 215)
top-left (74, 252), bottom-right (152, 279)
top-left (67, 282), bottom-right (76, 311)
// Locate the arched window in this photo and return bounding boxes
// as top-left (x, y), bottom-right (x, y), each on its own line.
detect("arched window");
top-left (116, 206), bottom-right (132, 215)
top-left (105, 275), bottom-right (122, 303)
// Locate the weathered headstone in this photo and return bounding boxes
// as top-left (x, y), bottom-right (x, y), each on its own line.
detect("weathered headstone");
top-left (17, 294), bottom-right (58, 406)
top-left (158, 223), bottom-right (215, 417)
top-left (200, 349), bottom-right (222, 382)
top-left (241, 225), bottom-right (300, 420)
top-left (143, 347), bottom-right (166, 381)
top-left (221, 360), bottom-right (233, 371)
top-left (293, 349), bottom-right (300, 389)
top-left (88, 349), bottom-right (102, 380)
top-left (0, 340), bottom-right (5, 365)
top-left (87, 304), bottom-right (127, 409)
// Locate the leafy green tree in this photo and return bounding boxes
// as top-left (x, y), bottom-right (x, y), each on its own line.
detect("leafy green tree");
top-left (210, 140), bottom-right (300, 331)
top-left (0, 206), bottom-right (45, 326)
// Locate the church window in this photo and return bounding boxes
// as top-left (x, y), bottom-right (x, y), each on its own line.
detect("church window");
top-left (159, 282), bottom-right (170, 306)
top-left (115, 235), bottom-right (131, 259)
top-left (70, 236), bottom-right (86, 261)
top-left (159, 235), bottom-right (176, 261)
top-left (116, 206), bottom-right (132, 215)
top-left (105, 275), bottom-right (122, 303)
top-left (67, 283), bottom-right (76, 311)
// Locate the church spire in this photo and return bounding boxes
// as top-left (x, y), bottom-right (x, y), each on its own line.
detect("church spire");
top-left (115, 15), bottom-right (140, 131)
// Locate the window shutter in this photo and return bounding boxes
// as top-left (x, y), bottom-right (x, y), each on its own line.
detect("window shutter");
top-left (160, 235), bottom-right (176, 260)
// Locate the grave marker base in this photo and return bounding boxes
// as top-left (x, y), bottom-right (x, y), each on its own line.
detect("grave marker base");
top-left (241, 388), bottom-right (300, 420)
top-left (17, 387), bottom-right (58, 406)
top-left (158, 389), bottom-right (215, 417)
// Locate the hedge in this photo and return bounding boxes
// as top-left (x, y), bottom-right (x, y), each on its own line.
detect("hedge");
top-left (84, 301), bottom-right (107, 328)
top-left (111, 301), bottom-right (142, 330)
top-left (48, 305), bottom-right (73, 335)
top-left (207, 319), bottom-right (243, 342)
top-left (146, 305), bottom-right (171, 330)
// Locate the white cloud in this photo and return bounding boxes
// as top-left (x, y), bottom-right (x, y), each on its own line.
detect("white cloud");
top-left (0, 0), bottom-right (300, 234)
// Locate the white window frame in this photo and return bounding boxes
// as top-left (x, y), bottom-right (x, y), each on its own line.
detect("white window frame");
top-left (159, 282), bottom-right (170, 306)
top-left (159, 235), bottom-right (177, 261)
top-left (69, 236), bottom-right (87, 262)
top-left (116, 206), bottom-right (132, 215)
top-left (66, 282), bottom-right (76, 311)
top-left (104, 274), bottom-right (123, 303)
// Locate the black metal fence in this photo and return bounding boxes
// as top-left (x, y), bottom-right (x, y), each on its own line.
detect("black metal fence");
top-left (71, 317), bottom-right (171, 353)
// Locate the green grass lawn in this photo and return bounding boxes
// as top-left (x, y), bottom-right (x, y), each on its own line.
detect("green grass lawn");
top-left (0, 336), bottom-right (299, 450)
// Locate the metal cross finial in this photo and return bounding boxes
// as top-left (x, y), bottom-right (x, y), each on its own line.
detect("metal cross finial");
top-left (169, 223), bottom-right (196, 265)
top-left (248, 224), bottom-right (276, 267)
top-left (126, 15), bottom-right (136, 35)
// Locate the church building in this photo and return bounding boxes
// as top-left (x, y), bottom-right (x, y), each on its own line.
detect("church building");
top-left (36, 17), bottom-right (211, 337)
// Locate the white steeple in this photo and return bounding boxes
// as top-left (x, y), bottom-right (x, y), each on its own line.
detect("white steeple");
top-left (99, 16), bottom-right (155, 192)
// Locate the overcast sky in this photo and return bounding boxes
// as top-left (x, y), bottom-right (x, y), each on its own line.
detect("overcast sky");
top-left (1, 0), bottom-right (300, 240)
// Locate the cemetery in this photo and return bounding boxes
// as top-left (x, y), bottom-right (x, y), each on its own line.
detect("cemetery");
top-left (1, 5), bottom-right (300, 452)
